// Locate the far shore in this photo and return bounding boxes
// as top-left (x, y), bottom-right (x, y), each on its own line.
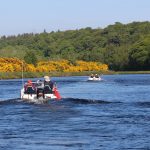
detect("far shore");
top-left (0, 70), bottom-right (150, 80)
top-left (115, 71), bottom-right (150, 74)
top-left (0, 71), bottom-right (112, 80)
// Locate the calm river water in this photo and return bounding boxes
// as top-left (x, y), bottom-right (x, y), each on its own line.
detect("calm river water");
top-left (0, 74), bottom-right (150, 150)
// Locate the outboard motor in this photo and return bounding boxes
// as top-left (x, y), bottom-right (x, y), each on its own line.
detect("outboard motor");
top-left (37, 88), bottom-right (44, 99)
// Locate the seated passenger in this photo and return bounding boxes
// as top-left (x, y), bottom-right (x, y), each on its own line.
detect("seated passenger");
top-left (95, 74), bottom-right (99, 78)
top-left (24, 80), bottom-right (36, 94)
top-left (43, 76), bottom-right (54, 94)
top-left (36, 80), bottom-right (44, 98)
top-left (36, 80), bottom-right (44, 88)
top-left (90, 74), bottom-right (94, 78)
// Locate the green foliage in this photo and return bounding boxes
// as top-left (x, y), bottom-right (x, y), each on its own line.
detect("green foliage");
top-left (129, 35), bottom-right (150, 70)
top-left (24, 51), bottom-right (37, 66)
top-left (1, 21), bottom-right (150, 70)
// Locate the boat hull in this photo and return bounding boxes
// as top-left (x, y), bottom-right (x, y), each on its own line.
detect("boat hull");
top-left (88, 77), bottom-right (102, 81)
top-left (21, 88), bottom-right (57, 102)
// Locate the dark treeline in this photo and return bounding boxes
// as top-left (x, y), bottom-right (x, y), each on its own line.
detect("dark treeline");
top-left (0, 21), bottom-right (150, 71)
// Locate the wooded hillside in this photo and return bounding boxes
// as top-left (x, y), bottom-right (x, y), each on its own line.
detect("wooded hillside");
top-left (0, 21), bottom-right (150, 71)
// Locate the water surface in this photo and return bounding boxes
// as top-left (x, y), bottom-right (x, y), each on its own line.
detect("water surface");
top-left (0, 75), bottom-right (150, 150)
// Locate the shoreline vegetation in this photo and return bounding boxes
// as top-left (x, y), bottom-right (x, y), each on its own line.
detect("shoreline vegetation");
top-left (0, 57), bottom-right (109, 79)
top-left (0, 70), bottom-right (112, 80)
top-left (0, 57), bottom-right (150, 80)
top-left (1, 70), bottom-right (150, 80)
top-left (1, 21), bottom-right (150, 71)
top-left (115, 71), bottom-right (150, 74)
top-left (1, 21), bottom-right (150, 79)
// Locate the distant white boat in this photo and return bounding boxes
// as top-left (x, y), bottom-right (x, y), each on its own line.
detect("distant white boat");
top-left (88, 74), bottom-right (102, 81)
top-left (88, 76), bottom-right (102, 81)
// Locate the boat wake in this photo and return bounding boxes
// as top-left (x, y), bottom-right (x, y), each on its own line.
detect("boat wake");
top-left (0, 97), bottom-right (117, 105)
top-left (134, 101), bottom-right (150, 108)
top-left (0, 98), bottom-right (22, 105)
top-left (1, 97), bottom-right (150, 108)
top-left (61, 98), bottom-right (119, 104)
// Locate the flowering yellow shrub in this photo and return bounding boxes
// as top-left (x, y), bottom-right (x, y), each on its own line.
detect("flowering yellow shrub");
top-left (64, 66), bottom-right (83, 72)
top-left (26, 64), bottom-right (36, 72)
top-left (36, 60), bottom-right (71, 72)
top-left (0, 57), bottom-right (108, 72)
top-left (64, 61), bottom-right (108, 72)
top-left (36, 61), bottom-right (57, 72)
top-left (0, 58), bottom-right (23, 72)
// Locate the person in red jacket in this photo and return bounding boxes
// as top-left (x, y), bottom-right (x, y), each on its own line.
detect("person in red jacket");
top-left (24, 80), bottom-right (36, 94)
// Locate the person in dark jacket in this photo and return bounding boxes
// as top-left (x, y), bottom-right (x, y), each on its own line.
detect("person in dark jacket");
top-left (90, 74), bottom-right (94, 78)
top-left (36, 80), bottom-right (44, 99)
top-left (43, 76), bottom-right (54, 94)
top-left (95, 74), bottom-right (99, 78)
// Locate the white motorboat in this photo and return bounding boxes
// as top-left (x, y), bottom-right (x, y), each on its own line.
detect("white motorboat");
top-left (20, 81), bottom-right (60, 102)
top-left (88, 74), bottom-right (102, 81)
top-left (88, 76), bottom-right (102, 81)
top-left (21, 88), bottom-right (57, 100)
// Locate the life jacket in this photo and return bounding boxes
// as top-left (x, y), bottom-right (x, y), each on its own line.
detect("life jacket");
top-left (95, 75), bottom-right (99, 78)
top-left (24, 84), bottom-right (36, 94)
top-left (44, 81), bottom-right (53, 94)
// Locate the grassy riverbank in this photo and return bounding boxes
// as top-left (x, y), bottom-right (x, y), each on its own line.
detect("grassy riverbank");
top-left (0, 70), bottom-right (113, 80)
top-left (116, 71), bottom-right (150, 74)
top-left (1, 70), bottom-right (150, 80)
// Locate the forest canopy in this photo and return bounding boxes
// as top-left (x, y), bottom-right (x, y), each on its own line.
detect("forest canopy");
top-left (0, 21), bottom-right (150, 71)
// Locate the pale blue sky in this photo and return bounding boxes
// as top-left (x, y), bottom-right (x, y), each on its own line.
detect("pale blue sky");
top-left (0, 0), bottom-right (150, 36)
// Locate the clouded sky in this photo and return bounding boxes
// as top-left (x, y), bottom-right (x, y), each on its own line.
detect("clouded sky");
top-left (0, 0), bottom-right (150, 36)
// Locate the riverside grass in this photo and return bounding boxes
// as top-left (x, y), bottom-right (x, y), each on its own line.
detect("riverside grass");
top-left (115, 71), bottom-right (150, 74)
top-left (1, 70), bottom-right (150, 80)
top-left (0, 70), bottom-right (112, 80)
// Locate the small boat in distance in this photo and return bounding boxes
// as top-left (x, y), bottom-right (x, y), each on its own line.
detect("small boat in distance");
top-left (88, 74), bottom-right (102, 81)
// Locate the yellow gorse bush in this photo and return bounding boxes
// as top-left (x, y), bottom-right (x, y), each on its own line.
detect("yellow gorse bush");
top-left (0, 58), bottom-right (23, 72)
top-left (0, 58), bottom-right (108, 72)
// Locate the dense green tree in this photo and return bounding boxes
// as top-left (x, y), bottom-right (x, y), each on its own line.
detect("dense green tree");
top-left (1, 21), bottom-right (150, 70)
top-left (24, 51), bottom-right (37, 66)
top-left (129, 35), bottom-right (150, 70)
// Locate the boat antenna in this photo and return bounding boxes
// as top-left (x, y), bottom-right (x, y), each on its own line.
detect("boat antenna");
top-left (22, 61), bottom-right (24, 88)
